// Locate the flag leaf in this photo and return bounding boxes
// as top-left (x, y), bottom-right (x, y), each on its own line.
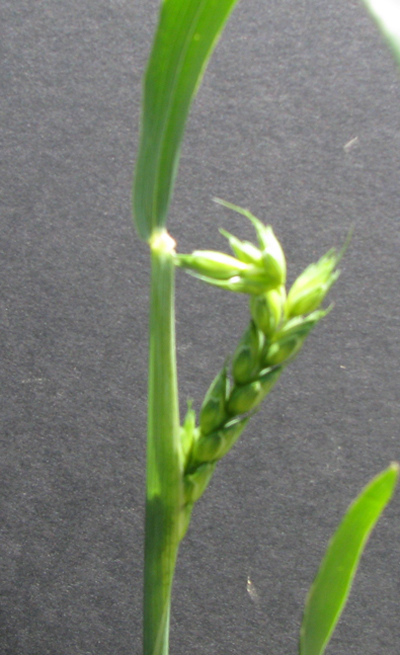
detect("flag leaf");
top-left (133, 0), bottom-right (241, 240)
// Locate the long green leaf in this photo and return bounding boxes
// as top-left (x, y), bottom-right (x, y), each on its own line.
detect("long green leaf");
top-left (133, 0), bottom-right (240, 241)
top-left (361, 0), bottom-right (400, 68)
top-left (300, 463), bottom-right (399, 655)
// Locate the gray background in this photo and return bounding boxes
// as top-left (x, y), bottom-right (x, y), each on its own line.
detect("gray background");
top-left (1, 0), bottom-right (400, 653)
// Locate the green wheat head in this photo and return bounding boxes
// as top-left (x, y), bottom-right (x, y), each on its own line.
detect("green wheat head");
top-left (176, 199), bottom-right (347, 539)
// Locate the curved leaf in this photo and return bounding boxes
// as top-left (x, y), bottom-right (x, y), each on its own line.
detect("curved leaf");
top-left (361, 0), bottom-right (400, 68)
top-left (300, 463), bottom-right (399, 655)
top-left (133, 0), bottom-right (240, 241)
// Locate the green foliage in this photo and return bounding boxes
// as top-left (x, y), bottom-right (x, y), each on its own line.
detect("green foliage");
top-left (300, 463), bottom-right (399, 655)
top-left (133, 0), bottom-right (240, 241)
top-left (134, 3), bottom-right (242, 650)
top-left (361, 0), bottom-right (400, 68)
top-left (134, 1), bottom-right (400, 653)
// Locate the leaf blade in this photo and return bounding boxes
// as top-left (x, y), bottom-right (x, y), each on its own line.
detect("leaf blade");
top-left (361, 0), bottom-right (400, 68)
top-left (133, 0), bottom-right (240, 240)
top-left (300, 463), bottom-right (399, 655)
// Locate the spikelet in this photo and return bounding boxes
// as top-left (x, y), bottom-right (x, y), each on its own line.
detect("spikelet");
top-left (257, 224), bottom-right (286, 286)
top-left (228, 364), bottom-right (283, 415)
top-left (190, 274), bottom-right (279, 295)
top-left (264, 337), bottom-right (302, 366)
top-left (199, 366), bottom-right (229, 435)
top-left (214, 197), bottom-right (286, 286)
top-left (219, 228), bottom-right (263, 266)
top-left (215, 416), bottom-right (250, 459)
top-left (232, 321), bottom-right (263, 385)
top-left (176, 261), bottom-right (282, 295)
top-left (250, 286), bottom-right (286, 337)
top-left (226, 379), bottom-right (262, 416)
top-left (177, 203), bottom-right (287, 295)
top-left (192, 416), bottom-right (250, 465)
top-left (176, 250), bottom-right (248, 280)
top-left (184, 462), bottom-right (217, 504)
top-left (192, 430), bottom-right (223, 463)
top-left (286, 249), bottom-right (340, 317)
top-left (263, 309), bottom-right (329, 366)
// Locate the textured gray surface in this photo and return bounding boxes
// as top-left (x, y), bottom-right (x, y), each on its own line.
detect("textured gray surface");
top-left (1, 0), bottom-right (400, 653)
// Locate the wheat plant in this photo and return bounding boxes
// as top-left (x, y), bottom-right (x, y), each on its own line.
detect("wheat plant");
top-left (132, 2), bottom-right (399, 655)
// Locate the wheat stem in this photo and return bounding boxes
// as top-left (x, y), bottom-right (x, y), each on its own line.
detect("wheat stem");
top-left (144, 230), bottom-right (183, 655)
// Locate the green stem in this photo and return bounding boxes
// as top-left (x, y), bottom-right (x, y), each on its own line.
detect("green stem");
top-left (144, 230), bottom-right (183, 655)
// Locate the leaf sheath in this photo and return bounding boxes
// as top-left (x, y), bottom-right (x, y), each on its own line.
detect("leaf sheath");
top-left (144, 232), bottom-right (183, 655)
